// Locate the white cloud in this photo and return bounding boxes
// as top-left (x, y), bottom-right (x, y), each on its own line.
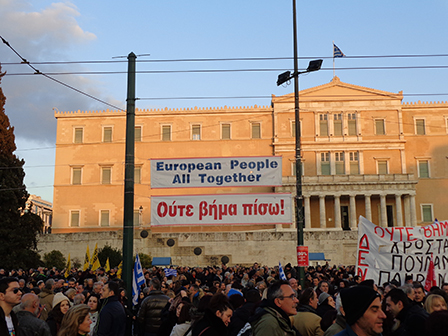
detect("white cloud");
top-left (0, 0), bottom-right (108, 143)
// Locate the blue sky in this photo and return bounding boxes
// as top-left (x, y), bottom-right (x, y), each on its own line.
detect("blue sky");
top-left (1, 0), bottom-right (448, 202)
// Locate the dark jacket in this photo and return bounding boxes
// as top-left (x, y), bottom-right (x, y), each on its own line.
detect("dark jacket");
top-left (95, 295), bottom-right (126, 336)
top-left (137, 290), bottom-right (169, 334)
top-left (228, 302), bottom-right (257, 336)
top-left (0, 307), bottom-right (19, 336)
top-left (16, 310), bottom-right (51, 336)
top-left (192, 310), bottom-right (228, 336)
top-left (324, 315), bottom-right (345, 336)
top-left (390, 304), bottom-right (429, 336)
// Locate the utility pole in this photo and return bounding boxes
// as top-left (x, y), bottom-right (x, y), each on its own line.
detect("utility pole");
top-left (122, 52), bottom-right (136, 304)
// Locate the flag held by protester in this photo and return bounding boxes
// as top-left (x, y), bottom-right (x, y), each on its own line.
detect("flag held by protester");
top-left (279, 261), bottom-right (287, 280)
top-left (64, 254), bottom-right (71, 278)
top-left (164, 268), bottom-right (178, 277)
top-left (117, 261), bottom-right (123, 279)
top-left (105, 258), bottom-right (110, 273)
top-left (91, 243), bottom-right (101, 271)
top-left (83, 245), bottom-right (90, 271)
top-left (132, 254), bottom-right (145, 305)
top-left (424, 254), bottom-right (436, 291)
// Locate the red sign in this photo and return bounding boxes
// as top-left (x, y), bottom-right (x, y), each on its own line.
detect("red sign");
top-left (297, 246), bottom-right (309, 267)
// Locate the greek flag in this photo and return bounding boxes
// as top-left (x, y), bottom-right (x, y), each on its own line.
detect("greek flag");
top-left (333, 43), bottom-right (345, 58)
top-left (164, 268), bottom-right (178, 277)
top-left (279, 262), bottom-right (287, 280)
top-left (132, 254), bottom-right (145, 306)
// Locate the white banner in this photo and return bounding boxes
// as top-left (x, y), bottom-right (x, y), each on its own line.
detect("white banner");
top-left (151, 193), bottom-right (292, 226)
top-left (357, 216), bottom-right (448, 286)
top-left (150, 156), bottom-right (282, 188)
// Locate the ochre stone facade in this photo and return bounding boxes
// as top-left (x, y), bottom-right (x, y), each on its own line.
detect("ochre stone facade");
top-left (52, 77), bottom-right (448, 239)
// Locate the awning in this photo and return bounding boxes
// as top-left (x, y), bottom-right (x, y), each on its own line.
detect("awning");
top-left (152, 257), bottom-right (172, 266)
top-left (309, 253), bottom-right (330, 261)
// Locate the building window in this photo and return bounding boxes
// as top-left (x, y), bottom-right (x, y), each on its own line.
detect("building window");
top-left (221, 124), bottom-right (231, 140)
top-left (421, 204), bottom-right (433, 222)
top-left (415, 119), bottom-right (426, 135)
top-left (319, 114), bottom-right (328, 136)
top-left (100, 210), bottom-right (110, 226)
top-left (348, 113), bottom-right (357, 136)
top-left (291, 121), bottom-right (296, 137)
top-left (102, 167), bottom-right (111, 184)
top-left (72, 167), bottom-right (82, 185)
top-left (418, 160), bottom-right (429, 178)
top-left (321, 152), bottom-right (330, 175)
top-left (349, 152), bottom-right (359, 175)
top-left (103, 127), bottom-right (113, 142)
top-left (291, 161), bottom-right (304, 176)
top-left (135, 126), bottom-right (142, 142)
top-left (192, 125), bottom-right (201, 140)
top-left (252, 122), bottom-right (261, 139)
top-left (70, 210), bottom-right (80, 227)
top-left (334, 114), bottom-right (343, 136)
top-left (377, 160), bottom-right (388, 174)
top-left (74, 128), bottom-right (83, 144)
top-left (134, 167), bottom-right (141, 184)
top-left (133, 210), bottom-right (140, 226)
top-left (375, 119), bottom-right (385, 135)
top-left (335, 152), bottom-right (345, 174)
top-left (162, 125), bottom-right (171, 141)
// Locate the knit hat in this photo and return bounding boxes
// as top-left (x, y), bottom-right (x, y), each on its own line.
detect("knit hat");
top-left (318, 292), bottom-right (331, 305)
top-left (52, 292), bottom-right (70, 308)
top-left (341, 286), bottom-right (380, 325)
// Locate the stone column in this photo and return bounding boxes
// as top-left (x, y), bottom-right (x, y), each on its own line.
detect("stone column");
top-left (365, 194), bottom-right (372, 222)
top-left (410, 194), bottom-right (417, 227)
top-left (395, 194), bottom-right (403, 227)
top-left (380, 194), bottom-right (387, 227)
top-left (304, 195), bottom-right (311, 229)
top-left (334, 195), bottom-right (342, 229)
top-left (350, 195), bottom-right (357, 228)
top-left (404, 195), bottom-right (411, 227)
top-left (319, 195), bottom-right (326, 228)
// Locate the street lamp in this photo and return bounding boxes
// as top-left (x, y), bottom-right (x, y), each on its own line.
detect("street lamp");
top-left (276, 0), bottom-right (322, 288)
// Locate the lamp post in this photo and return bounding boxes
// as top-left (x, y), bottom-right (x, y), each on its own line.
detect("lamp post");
top-left (277, 0), bottom-right (322, 288)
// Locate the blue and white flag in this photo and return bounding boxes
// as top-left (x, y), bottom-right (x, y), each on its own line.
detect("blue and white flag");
top-left (279, 262), bottom-right (287, 280)
top-left (132, 254), bottom-right (145, 306)
top-left (333, 43), bottom-right (345, 58)
top-left (164, 268), bottom-right (178, 277)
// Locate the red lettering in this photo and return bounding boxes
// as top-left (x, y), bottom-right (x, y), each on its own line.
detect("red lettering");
top-left (405, 228), bottom-right (417, 241)
top-left (423, 226), bottom-right (433, 238)
top-left (359, 234), bottom-right (370, 250)
top-left (433, 223), bottom-right (441, 237)
top-left (395, 227), bottom-right (404, 241)
top-left (385, 228), bottom-right (394, 241)
top-left (357, 267), bottom-right (368, 281)
top-left (358, 250), bottom-right (369, 267)
top-left (375, 226), bottom-right (385, 238)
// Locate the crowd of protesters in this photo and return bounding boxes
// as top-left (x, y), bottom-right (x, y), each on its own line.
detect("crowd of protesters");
top-left (1, 262), bottom-right (448, 336)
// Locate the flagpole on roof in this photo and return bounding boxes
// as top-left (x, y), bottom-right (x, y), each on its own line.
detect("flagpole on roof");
top-left (333, 41), bottom-right (335, 78)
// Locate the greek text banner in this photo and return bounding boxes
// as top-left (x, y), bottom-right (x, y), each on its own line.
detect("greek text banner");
top-left (151, 193), bottom-right (292, 226)
top-left (150, 156), bottom-right (282, 188)
top-left (357, 216), bottom-right (448, 286)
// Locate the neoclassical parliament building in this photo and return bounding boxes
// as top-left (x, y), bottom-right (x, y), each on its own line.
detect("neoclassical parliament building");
top-left (51, 77), bottom-right (448, 235)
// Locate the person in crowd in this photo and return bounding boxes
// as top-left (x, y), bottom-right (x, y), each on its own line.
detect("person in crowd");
top-left (316, 292), bottom-right (336, 318)
top-left (0, 277), bottom-right (22, 336)
top-left (94, 281), bottom-right (126, 336)
top-left (251, 280), bottom-right (297, 336)
top-left (86, 294), bottom-right (100, 335)
top-left (426, 309), bottom-right (448, 334)
top-left (192, 293), bottom-right (233, 336)
top-left (17, 293), bottom-right (51, 336)
top-left (58, 304), bottom-right (91, 336)
top-left (400, 284), bottom-right (415, 303)
top-left (169, 302), bottom-right (193, 336)
top-left (228, 289), bottom-right (260, 336)
top-left (289, 278), bottom-right (299, 297)
top-left (293, 287), bottom-right (323, 336)
top-left (46, 292), bottom-right (71, 336)
top-left (336, 285), bottom-right (385, 336)
top-left (74, 294), bottom-right (85, 305)
top-left (138, 278), bottom-right (170, 336)
top-left (384, 287), bottom-right (429, 336)
top-left (323, 295), bottom-right (345, 336)
top-left (412, 282), bottom-right (426, 308)
top-left (423, 293), bottom-right (447, 314)
top-left (39, 279), bottom-right (55, 321)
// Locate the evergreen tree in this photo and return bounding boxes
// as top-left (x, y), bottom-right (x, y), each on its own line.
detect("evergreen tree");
top-left (0, 64), bottom-right (43, 270)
